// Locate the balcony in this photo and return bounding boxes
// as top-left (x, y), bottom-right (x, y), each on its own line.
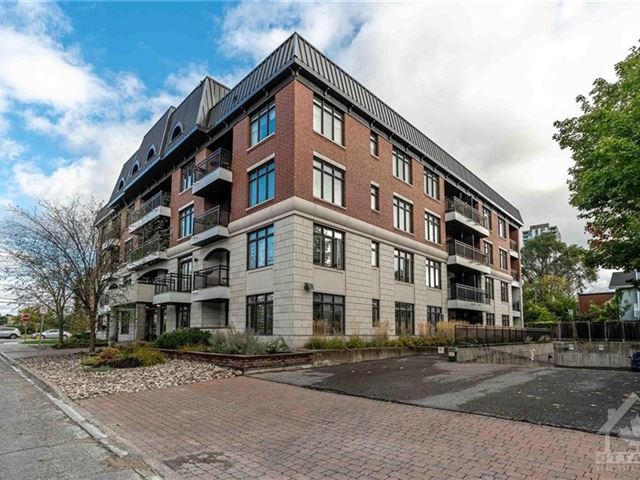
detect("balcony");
top-left (105, 280), bottom-right (156, 307)
top-left (191, 206), bottom-right (230, 246)
top-left (448, 284), bottom-right (491, 312)
top-left (127, 236), bottom-right (169, 269)
top-left (128, 192), bottom-right (171, 233)
top-left (511, 269), bottom-right (521, 286)
top-left (510, 239), bottom-right (519, 257)
top-left (512, 301), bottom-right (521, 315)
top-left (447, 240), bottom-right (491, 274)
top-left (153, 273), bottom-right (192, 304)
top-left (192, 148), bottom-right (233, 198)
top-left (100, 225), bottom-right (121, 250)
top-left (444, 197), bottom-right (490, 237)
top-left (192, 266), bottom-right (230, 302)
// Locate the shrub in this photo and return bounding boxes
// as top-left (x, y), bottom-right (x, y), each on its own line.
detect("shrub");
top-left (81, 354), bottom-right (103, 367)
top-left (155, 328), bottom-right (211, 350)
top-left (129, 346), bottom-right (165, 367)
top-left (304, 336), bottom-right (347, 350)
top-left (265, 337), bottom-right (290, 354)
top-left (109, 356), bottom-right (143, 369)
top-left (209, 329), bottom-right (267, 355)
top-left (346, 336), bottom-right (366, 349)
top-left (97, 347), bottom-right (120, 363)
top-left (538, 335), bottom-right (552, 343)
top-left (179, 343), bottom-right (210, 352)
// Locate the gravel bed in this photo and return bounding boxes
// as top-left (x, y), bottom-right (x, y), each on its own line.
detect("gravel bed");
top-left (21, 355), bottom-right (235, 400)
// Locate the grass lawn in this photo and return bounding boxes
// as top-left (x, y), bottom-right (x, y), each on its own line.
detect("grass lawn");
top-left (22, 339), bottom-right (59, 345)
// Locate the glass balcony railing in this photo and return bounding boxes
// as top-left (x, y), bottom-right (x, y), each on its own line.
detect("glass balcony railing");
top-left (448, 284), bottom-right (490, 304)
top-left (445, 197), bottom-right (488, 228)
top-left (127, 235), bottom-right (169, 263)
top-left (447, 240), bottom-right (489, 265)
top-left (194, 206), bottom-right (230, 235)
top-left (194, 148), bottom-right (232, 182)
top-left (130, 191), bottom-right (170, 224)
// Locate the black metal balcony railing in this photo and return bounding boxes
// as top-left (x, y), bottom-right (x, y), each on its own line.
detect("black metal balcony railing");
top-left (102, 224), bottom-right (121, 242)
top-left (194, 206), bottom-right (230, 235)
top-left (194, 148), bottom-right (232, 182)
top-left (130, 191), bottom-right (170, 224)
top-left (445, 197), bottom-right (488, 228)
top-left (127, 235), bottom-right (169, 263)
top-left (513, 301), bottom-right (521, 312)
top-left (154, 273), bottom-right (192, 294)
top-left (448, 284), bottom-right (490, 304)
top-left (510, 239), bottom-right (518, 251)
top-left (447, 240), bottom-right (489, 265)
top-left (193, 265), bottom-right (229, 290)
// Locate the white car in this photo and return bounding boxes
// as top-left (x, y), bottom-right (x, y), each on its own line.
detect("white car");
top-left (31, 329), bottom-right (71, 340)
top-left (0, 326), bottom-right (20, 339)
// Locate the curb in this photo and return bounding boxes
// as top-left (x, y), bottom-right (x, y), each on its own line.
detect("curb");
top-left (0, 351), bottom-right (165, 480)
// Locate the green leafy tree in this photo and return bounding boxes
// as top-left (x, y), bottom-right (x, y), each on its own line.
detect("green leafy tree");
top-left (523, 275), bottom-right (577, 323)
top-left (554, 43), bottom-right (640, 270)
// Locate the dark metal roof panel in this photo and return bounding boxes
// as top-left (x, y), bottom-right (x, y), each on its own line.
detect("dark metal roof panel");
top-left (138, 108), bottom-right (173, 169)
top-left (609, 272), bottom-right (636, 289)
top-left (107, 152), bottom-right (138, 205)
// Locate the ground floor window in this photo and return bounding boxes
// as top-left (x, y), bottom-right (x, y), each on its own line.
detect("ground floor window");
top-left (426, 306), bottom-right (442, 325)
top-left (486, 313), bottom-right (495, 326)
top-left (177, 304), bottom-right (191, 329)
top-left (313, 293), bottom-right (345, 335)
top-left (246, 293), bottom-right (274, 335)
top-left (372, 299), bottom-right (380, 326)
top-left (120, 311), bottom-right (130, 335)
top-left (502, 314), bottom-right (510, 326)
top-left (395, 302), bottom-right (414, 335)
top-left (99, 315), bottom-right (108, 331)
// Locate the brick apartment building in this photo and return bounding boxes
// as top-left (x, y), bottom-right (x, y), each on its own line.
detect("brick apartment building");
top-left (96, 33), bottom-right (524, 345)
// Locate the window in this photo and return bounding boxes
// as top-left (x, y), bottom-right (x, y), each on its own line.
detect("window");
top-left (370, 131), bottom-right (379, 156)
top-left (486, 313), bottom-right (495, 326)
top-left (131, 162), bottom-right (139, 176)
top-left (427, 306), bottom-right (443, 325)
top-left (500, 281), bottom-right (509, 302)
top-left (485, 277), bottom-right (495, 300)
top-left (179, 205), bottom-right (194, 238)
top-left (371, 241), bottom-right (379, 267)
top-left (426, 259), bottom-right (441, 289)
top-left (313, 97), bottom-right (343, 144)
top-left (395, 302), bottom-right (414, 335)
top-left (248, 160), bottom-right (275, 207)
top-left (147, 146), bottom-right (156, 161)
top-left (313, 158), bottom-right (344, 206)
top-left (394, 249), bottom-right (413, 283)
top-left (246, 293), bottom-right (274, 335)
top-left (177, 305), bottom-right (191, 329)
top-left (498, 217), bottom-right (506, 238)
top-left (392, 149), bottom-right (412, 184)
top-left (247, 225), bottom-right (274, 270)
top-left (499, 249), bottom-right (508, 270)
top-left (181, 160), bottom-right (194, 191)
top-left (370, 184), bottom-right (379, 211)
top-left (424, 168), bottom-right (440, 200)
top-left (117, 178), bottom-right (125, 191)
top-left (178, 258), bottom-right (192, 291)
top-left (483, 241), bottom-right (493, 265)
top-left (313, 293), bottom-right (345, 335)
top-left (171, 124), bottom-right (183, 142)
top-left (120, 311), bottom-right (130, 335)
top-left (482, 207), bottom-right (492, 230)
top-left (372, 299), bottom-right (380, 326)
top-left (313, 224), bottom-right (344, 269)
top-left (502, 314), bottom-right (510, 327)
top-left (250, 100), bottom-right (276, 146)
top-left (393, 196), bottom-right (413, 233)
top-left (425, 212), bottom-right (441, 244)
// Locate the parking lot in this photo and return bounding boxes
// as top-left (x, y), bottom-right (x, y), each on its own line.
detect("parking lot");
top-left (252, 356), bottom-right (640, 434)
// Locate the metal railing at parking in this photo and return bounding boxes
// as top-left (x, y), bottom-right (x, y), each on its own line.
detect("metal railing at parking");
top-left (555, 321), bottom-right (640, 342)
top-left (455, 325), bottom-right (553, 344)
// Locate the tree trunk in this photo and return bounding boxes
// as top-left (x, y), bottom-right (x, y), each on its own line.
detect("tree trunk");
top-left (89, 311), bottom-right (97, 353)
top-left (57, 308), bottom-right (64, 348)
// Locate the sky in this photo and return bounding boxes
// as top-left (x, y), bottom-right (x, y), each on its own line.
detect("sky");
top-left (1, 0), bottom-right (639, 313)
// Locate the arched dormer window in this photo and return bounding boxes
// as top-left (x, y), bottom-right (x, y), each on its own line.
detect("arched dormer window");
top-left (146, 146), bottom-right (156, 161)
top-left (131, 162), bottom-right (140, 176)
top-left (171, 123), bottom-right (183, 142)
top-left (117, 178), bottom-right (125, 191)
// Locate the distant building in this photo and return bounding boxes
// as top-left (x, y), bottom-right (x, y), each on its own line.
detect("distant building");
top-left (577, 292), bottom-right (615, 317)
top-left (609, 272), bottom-right (640, 320)
top-left (522, 223), bottom-right (561, 244)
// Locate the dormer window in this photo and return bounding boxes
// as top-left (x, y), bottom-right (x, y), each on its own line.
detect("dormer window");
top-left (117, 178), bottom-right (125, 191)
top-left (171, 124), bottom-right (183, 142)
top-left (146, 146), bottom-right (156, 161)
top-left (131, 162), bottom-right (139, 176)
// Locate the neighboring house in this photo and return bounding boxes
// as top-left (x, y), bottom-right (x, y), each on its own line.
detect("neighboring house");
top-left (95, 33), bottom-right (524, 346)
top-left (522, 223), bottom-right (561, 244)
top-left (577, 292), bottom-right (615, 317)
top-left (609, 272), bottom-right (640, 321)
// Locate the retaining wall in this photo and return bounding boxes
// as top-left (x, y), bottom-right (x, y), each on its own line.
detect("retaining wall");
top-left (554, 342), bottom-right (640, 370)
top-left (456, 343), bottom-right (555, 367)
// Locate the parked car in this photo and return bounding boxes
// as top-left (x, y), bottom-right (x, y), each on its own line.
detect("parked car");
top-left (31, 329), bottom-right (71, 340)
top-left (0, 326), bottom-right (20, 339)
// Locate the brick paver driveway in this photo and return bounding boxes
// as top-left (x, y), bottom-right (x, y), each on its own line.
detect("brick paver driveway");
top-left (81, 377), bottom-right (633, 480)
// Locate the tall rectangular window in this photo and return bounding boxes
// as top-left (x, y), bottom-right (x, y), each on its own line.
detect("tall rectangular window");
top-left (247, 224), bottom-right (274, 270)
top-left (392, 149), bottom-right (412, 184)
top-left (394, 248), bottom-right (413, 283)
top-left (425, 212), bottom-right (441, 244)
top-left (179, 205), bottom-right (194, 238)
top-left (500, 281), bottom-right (509, 302)
top-left (370, 131), bottom-right (379, 156)
top-left (426, 306), bottom-right (443, 325)
top-left (247, 293), bottom-right (274, 335)
top-left (313, 97), bottom-right (343, 145)
top-left (499, 249), bottom-right (508, 270)
top-left (177, 304), bottom-right (191, 329)
top-left (393, 196), bottom-right (413, 233)
top-left (181, 160), bottom-right (194, 191)
top-left (371, 241), bottom-right (379, 267)
top-left (313, 158), bottom-right (344, 206)
top-left (120, 314), bottom-right (130, 335)
top-left (483, 241), bottom-right (493, 265)
top-left (424, 168), bottom-right (440, 200)
top-left (372, 299), bottom-right (380, 326)
top-left (313, 293), bottom-right (345, 335)
top-left (486, 313), bottom-right (495, 326)
top-left (250, 100), bottom-right (276, 146)
top-left (313, 224), bottom-right (344, 269)
top-left (395, 302), bottom-right (414, 335)
top-left (485, 277), bottom-right (495, 300)
top-left (426, 259), bottom-right (441, 289)
top-left (370, 184), bottom-right (379, 211)
top-left (502, 314), bottom-right (510, 326)
top-left (178, 257), bottom-right (192, 291)
top-left (498, 217), bottom-right (507, 238)
top-left (483, 207), bottom-right (492, 230)
top-left (248, 160), bottom-right (275, 207)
